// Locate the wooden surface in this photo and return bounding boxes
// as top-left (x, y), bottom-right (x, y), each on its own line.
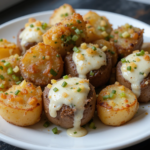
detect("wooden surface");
top-left (0, 0), bottom-right (150, 149)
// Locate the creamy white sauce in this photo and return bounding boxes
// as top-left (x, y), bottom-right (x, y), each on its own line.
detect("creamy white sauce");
top-left (121, 52), bottom-right (150, 97)
top-left (72, 44), bottom-right (106, 79)
top-left (48, 77), bottom-right (90, 137)
top-left (19, 21), bottom-right (48, 53)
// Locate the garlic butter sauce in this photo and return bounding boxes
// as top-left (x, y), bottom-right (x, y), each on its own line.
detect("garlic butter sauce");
top-left (121, 51), bottom-right (150, 97)
top-left (48, 77), bottom-right (90, 137)
top-left (72, 44), bottom-right (107, 79)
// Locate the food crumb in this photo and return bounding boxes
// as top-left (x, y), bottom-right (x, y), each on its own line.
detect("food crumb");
top-left (145, 112), bottom-right (148, 115)
top-left (13, 36), bottom-right (15, 39)
top-left (48, 129), bottom-right (50, 131)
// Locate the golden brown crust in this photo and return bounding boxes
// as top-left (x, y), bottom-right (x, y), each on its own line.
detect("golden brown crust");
top-left (64, 52), bottom-right (112, 87)
top-left (110, 24), bottom-right (144, 58)
top-left (116, 61), bottom-right (150, 102)
top-left (49, 4), bottom-right (75, 26)
top-left (83, 11), bottom-right (113, 42)
top-left (43, 13), bottom-right (87, 57)
top-left (43, 82), bottom-right (96, 128)
top-left (19, 43), bottom-right (64, 86)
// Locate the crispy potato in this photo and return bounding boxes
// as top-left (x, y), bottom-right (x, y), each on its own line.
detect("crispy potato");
top-left (83, 11), bottom-right (112, 42)
top-left (43, 13), bottom-right (87, 57)
top-left (97, 83), bottom-right (139, 126)
top-left (17, 18), bottom-right (50, 55)
top-left (20, 43), bottom-right (63, 86)
top-left (110, 23), bottom-right (144, 58)
top-left (0, 39), bottom-right (20, 59)
top-left (0, 54), bottom-right (22, 92)
top-left (116, 61), bottom-right (150, 103)
top-left (93, 39), bottom-right (118, 67)
top-left (49, 4), bottom-right (75, 26)
top-left (0, 80), bottom-right (42, 126)
top-left (142, 43), bottom-right (150, 53)
top-left (43, 78), bottom-right (96, 128)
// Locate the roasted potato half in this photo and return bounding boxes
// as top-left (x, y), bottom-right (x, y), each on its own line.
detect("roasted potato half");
top-left (110, 23), bottom-right (144, 58)
top-left (93, 39), bottom-right (118, 67)
top-left (142, 43), bottom-right (150, 53)
top-left (64, 43), bottom-right (112, 87)
top-left (17, 18), bottom-right (50, 55)
top-left (43, 13), bottom-right (86, 57)
top-left (49, 3), bottom-right (75, 26)
top-left (19, 43), bottom-right (63, 86)
top-left (0, 80), bottom-right (43, 126)
top-left (0, 38), bottom-right (20, 59)
top-left (97, 83), bottom-right (139, 126)
top-left (83, 11), bottom-right (112, 42)
top-left (0, 54), bottom-right (22, 92)
top-left (43, 77), bottom-right (96, 128)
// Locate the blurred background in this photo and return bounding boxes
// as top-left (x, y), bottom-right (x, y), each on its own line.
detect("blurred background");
top-left (0, 0), bottom-right (150, 150)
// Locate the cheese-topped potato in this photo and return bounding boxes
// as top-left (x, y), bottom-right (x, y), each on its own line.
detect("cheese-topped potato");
top-left (43, 76), bottom-right (96, 137)
top-left (0, 80), bottom-right (43, 126)
top-left (64, 43), bottom-right (113, 87)
top-left (0, 54), bottom-right (22, 92)
top-left (97, 83), bottom-right (139, 126)
top-left (49, 3), bottom-right (75, 26)
top-left (83, 11), bottom-right (112, 42)
top-left (43, 13), bottom-right (86, 57)
top-left (110, 23), bottom-right (144, 58)
top-left (17, 18), bottom-right (50, 55)
top-left (116, 50), bottom-right (150, 102)
top-left (19, 43), bottom-right (63, 86)
top-left (93, 39), bottom-right (118, 67)
top-left (0, 39), bottom-right (20, 59)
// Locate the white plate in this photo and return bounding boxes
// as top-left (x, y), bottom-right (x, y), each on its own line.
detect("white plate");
top-left (0, 9), bottom-right (150, 150)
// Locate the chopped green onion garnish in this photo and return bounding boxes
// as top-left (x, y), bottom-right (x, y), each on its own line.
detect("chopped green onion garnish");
top-left (63, 75), bottom-right (69, 79)
top-left (115, 31), bottom-right (118, 34)
top-left (53, 87), bottom-right (58, 92)
top-left (52, 127), bottom-right (58, 134)
top-left (112, 90), bottom-right (116, 94)
top-left (61, 81), bottom-right (67, 87)
top-left (43, 121), bottom-right (50, 127)
top-left (76, 83), bottom-right (79, 85)
top-left (42, 23), bottom-right (48, 30)
top-left (7, 67), bottom-right (13, 75)
top-left (12, 74), bottom-right (19, 81)
top-left (76, 20), bottom-right (81, 24)
top-left (92, 46), bottom-right (97, 51)
top-left (103, 95), bottom-right (110, 100)
top-left (109, 93), bottom-right (114, 99)
top-left (1, 60), bottom-right (5, 63)
top-left (127, 66), bottom-right (131, 71)
top-left (56, 54), bottom-right (60, 57)
top-left (42, 56), bottom-right (45, 59)
top-left (114, 40), bottom-right (118, 43)
top-left (74, 131), bottom-right (77, 134)
top-left (4, 62), bottom-right (10, 67)
top-left (139, 72), bottom-right (144, 75)
top-left (75, 28), bottom-right (81, 35)
top-left (110, 35), bottom-right (114, 38)
top-left (0, 39), bottom-right (3, 42)
top-left (73, 46), bottom-right (80, 53)
top-left (90, 71), bottom-right (94, 76)
top-left (0, 75), bottom-right (5, 80)
top-left (0, 84), bottom-right (4, 89)
top-left (77, 88), bottom-right (81, 92)
top-left (0, 66), bottom-right (3, 70)
top-left (50, 69), bottom-right (57, 76)
top-left (37, 27), bottom-right (40, 30)
top-left (71, 26), bottom-right (76, 30)
top-left (89, 122), bottom-right (96, 129)
top-left (136, 50), bottom-right (145, 56)
top-left (30, 24), bottom-right (34, 28)
top-left (72, 35), bottom-right (79, 41)
top-left (15, 90), bottom-right (20, 95)
top-left (16, 81), bottom-right (21, 85)
top-left (120, 92), bottom-right (126, 98)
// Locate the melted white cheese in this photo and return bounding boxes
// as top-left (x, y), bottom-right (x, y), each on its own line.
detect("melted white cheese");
top-left (48, 77), bottom-right (90, 137)
top-left (72, 44), bottom-right (107, 79)
top-left (121, 52), bottom-right (150, 97)
top-left (19, 21), bottom-right (48, 53)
